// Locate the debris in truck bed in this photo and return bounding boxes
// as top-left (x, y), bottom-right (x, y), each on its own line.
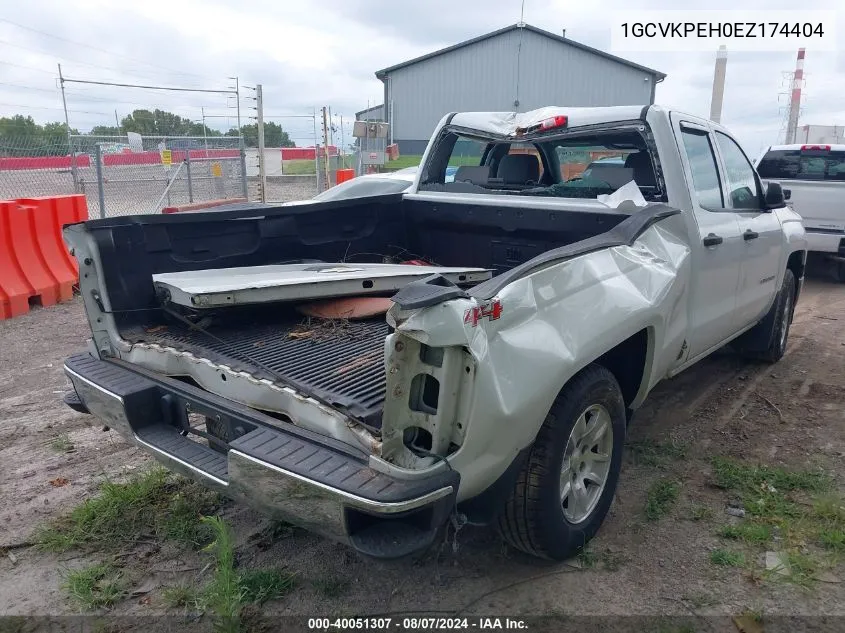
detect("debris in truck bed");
top-left (296, 297), bottom-right (394, 320)
top-left (287, 317), bottom-right (372, 343)
top-left (333, 349), bottom-right (383, 376)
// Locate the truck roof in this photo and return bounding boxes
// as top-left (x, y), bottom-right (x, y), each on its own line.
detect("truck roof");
top-left (449, 105), bottom-right (649, 136)
top-left (764, 143), bottom-right (845, 152)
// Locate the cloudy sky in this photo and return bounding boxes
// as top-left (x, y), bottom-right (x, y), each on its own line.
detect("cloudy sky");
top-left (0, 0), bottom-right (842, 154)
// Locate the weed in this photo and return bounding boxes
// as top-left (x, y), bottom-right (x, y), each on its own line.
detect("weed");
top-left (818, 528), bottom-right (845, 552)
top-left (201, 516), bottom-right (242, 622)
top-left (689, 504), bottom-right (714, 522)
top-left (710, 549), bottom-right (746, 567)
top-left (719, 523), bottom-right (772, 544)
top-left (50, 434), bottom-right (75, 454)
top-left (312, 576), bottom-right (350, 598)
top-left (240, 568), bottom-right (296, 604)
top-left (35, 467), bottom-right (220, 552)
top-left (783, 552), bottom-right (819, 589)
top-left (575, 548), bottom-right (598, 569)
top-left (711, 458), bottom-right (830, 494)
top-left (62, 563), bottom-right (125, 610)
top-left (645, 479), bottom-right (680, 521)
top-left (627, 439), bottom-right (687, 469)
top-left (161, 584), bottom-right (200, 610)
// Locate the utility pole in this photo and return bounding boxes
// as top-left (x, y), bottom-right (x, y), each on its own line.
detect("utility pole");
top-left (114, 109), bottom-right (120, 129)
top-left (321, 106), bottom-right (331, 190)
top-left (230, 76), bottom-right (248, 199)
top-left (340, 115), bottom-right (346, 169)
top-left (256, 84), bottom-right (267, 202)
top-left (201, 107), bottom-right (208, 152)
top-left (58, 63), bottom-right (78, 192)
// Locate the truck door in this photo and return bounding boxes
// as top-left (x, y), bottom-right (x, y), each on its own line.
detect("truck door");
top-left (712, 131), bottom-right (783, 330)
top-left (673, 119), bottom-right (744, 358)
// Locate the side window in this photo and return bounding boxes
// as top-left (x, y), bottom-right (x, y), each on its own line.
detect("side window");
top-left (680, 129), bottom-right (723, 209)
top-left (714, 132), bottom-right (762, 210)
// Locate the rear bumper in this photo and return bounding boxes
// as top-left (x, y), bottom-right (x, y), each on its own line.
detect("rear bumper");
top-left (63, 352), bottom-right (458, 559)
top-left (805, 229), bottom-right (845, 256)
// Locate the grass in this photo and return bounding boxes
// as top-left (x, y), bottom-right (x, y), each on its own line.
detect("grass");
top-left (49, 434), bottom-right (75, 453)
top-left (240, 568), bottom-right (296, 604)
top-left (200, 516), bottom-right (297, 628)
top-left (161, 584), bottom-right (200, 610)
top-left (710, 457), bottom-right (843, 587)
top-left (312, 576), bottom-right (350, 598)
top-left (710, 548), bottom-right (746, 567)
top-left (689, 504), bottom-right (714, 522)
top-left (627, 439), bottom-right (687, 469)
top-left (35, 467), bottom-right (220, 552)
top-left (62, 563), bottom-right (125, 610)
top-left (645, 479), bottom-right (680, 521)
top-left (719, 523), bottom-right (772, 544)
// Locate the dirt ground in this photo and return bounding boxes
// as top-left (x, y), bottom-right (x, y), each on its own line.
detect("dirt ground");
top-left (2, 269), bottom-right (845, 628)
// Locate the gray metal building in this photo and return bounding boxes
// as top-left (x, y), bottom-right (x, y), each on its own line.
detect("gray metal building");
top-left (367, 23), bottom-right (665, 154)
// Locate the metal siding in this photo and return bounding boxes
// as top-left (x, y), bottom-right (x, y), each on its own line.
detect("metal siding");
top-left (386, 28), bottom-right (656, 144)
top-left (356, 105), bottom-right (385, 121)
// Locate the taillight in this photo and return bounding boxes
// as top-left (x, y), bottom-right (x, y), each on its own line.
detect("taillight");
top-left (800, 144), bottom-right (830, 152)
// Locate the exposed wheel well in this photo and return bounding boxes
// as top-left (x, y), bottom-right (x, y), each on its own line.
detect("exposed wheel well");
top-left (594, 329), bottom-right (649, 408)
top-left (786, 251), bottom-right (805, 301)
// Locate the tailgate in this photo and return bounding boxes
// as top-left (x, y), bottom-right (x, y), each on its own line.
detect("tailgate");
top-left (786, 180), bottom-right (845, 232)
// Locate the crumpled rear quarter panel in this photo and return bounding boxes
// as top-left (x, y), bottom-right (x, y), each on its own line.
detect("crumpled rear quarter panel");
top-left (395, 214), bottom-right (691, 500)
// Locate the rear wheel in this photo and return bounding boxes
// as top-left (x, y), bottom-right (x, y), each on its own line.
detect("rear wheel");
top-left (736, 269), bottom-right (796, 363)
top-left (496, 365), bottom-right (626, 560)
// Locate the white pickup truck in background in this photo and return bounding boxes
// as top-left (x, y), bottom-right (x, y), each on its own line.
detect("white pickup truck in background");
top-left (757, 144), bottom-right (845, 281)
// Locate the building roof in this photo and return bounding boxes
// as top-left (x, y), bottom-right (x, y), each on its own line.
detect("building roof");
top-left (375, 23), bottom-right (666, 81)
top-left (355, 104), bottom-right (384, 118)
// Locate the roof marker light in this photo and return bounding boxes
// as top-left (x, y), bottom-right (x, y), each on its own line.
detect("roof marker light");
top-left (800, 144), bottom-right (831, 152)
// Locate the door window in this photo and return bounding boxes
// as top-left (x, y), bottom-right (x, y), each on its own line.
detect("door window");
top-left (715, 132), bottom-right (762, 210)
top-left (680, 129), bottom-right (723, 208)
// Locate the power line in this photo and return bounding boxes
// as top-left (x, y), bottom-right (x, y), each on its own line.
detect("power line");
top-left (0, 60), bottom-right (56, 75)
top-left (0, 81), bottom-right (59, 93)
top-left (0, 102), bottom-right (110, 115)
top-left (0, 17), bottom-right (216, 80)
top-left (61, 76), bottom-right (237, 95)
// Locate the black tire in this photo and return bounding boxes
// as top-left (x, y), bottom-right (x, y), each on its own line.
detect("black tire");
top-left (736, 269), bottom-right (796, 363)
top-left (835, 261), bottom-right (845, 284)
top-left (496, 364), bottom-right (626, 560)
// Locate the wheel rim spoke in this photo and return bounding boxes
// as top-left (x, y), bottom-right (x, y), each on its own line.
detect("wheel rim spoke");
top-left (582, 408), bottom-right (611, 447)
top-left (560, 403), bottom-right (615, 524)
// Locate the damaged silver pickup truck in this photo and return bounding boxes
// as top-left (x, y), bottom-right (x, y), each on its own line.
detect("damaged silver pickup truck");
top-left (63, 105), bottom-right (806, 561)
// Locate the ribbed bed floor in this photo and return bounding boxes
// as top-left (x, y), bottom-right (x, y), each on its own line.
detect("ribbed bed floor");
top-left (122, 315), bottom-right (390, 428)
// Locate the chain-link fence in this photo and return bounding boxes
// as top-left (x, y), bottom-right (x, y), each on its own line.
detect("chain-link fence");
top-left (0, 135), bottom-right (79, 201)
top-left (70, 135), bottom-right (247, 217)
top-left (0, 134), bottom-right (248, 217)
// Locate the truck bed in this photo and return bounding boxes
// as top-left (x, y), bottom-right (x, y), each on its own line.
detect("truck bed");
top-left (122, 309), bottom-right (391, 429)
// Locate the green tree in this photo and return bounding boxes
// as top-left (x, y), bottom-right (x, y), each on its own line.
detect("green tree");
top-left (225, 122), bottom-right (294, 148)
top-left (90, 125), bottom-right (122, 136)
top-left (0, 116), bottom-right (78, 156)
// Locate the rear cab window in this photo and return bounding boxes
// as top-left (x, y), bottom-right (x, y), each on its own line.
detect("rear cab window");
top-left (757, 146), bottom-right (845, 181)
top-left (419, 123), bottom-right (663, 202)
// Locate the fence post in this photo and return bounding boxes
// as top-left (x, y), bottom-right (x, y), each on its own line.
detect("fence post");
top-left (239, 146), bottom-right (249, 200)
top-left (93, 143), bottom-right (106, 219)
top-left (185, 152), bottom-right (194, 203)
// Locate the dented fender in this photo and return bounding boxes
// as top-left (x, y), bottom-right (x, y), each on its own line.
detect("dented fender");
top-left (382, 216), bottom-right (691, 501)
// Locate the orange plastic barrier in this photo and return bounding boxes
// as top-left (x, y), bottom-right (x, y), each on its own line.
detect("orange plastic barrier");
top-left (162, 197), bottom-right (248, 214)
top-left (0, 194), bottom-right (88, 319)
top-left (335, 169), bottom-right (355, 184)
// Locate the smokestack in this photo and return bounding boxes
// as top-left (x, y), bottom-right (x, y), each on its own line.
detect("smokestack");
top-left (785, 48), bottom-right (805, 145)
top-left (709, 45), bottom-right (728, 123)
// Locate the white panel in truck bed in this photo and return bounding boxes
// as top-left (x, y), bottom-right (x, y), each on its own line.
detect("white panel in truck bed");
top-left (153, 263), bottom-right (492, 308)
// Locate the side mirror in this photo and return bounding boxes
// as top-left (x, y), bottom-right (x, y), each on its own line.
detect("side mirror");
top-left (764, 182), bottom-right (786, 210)
top-left (783, 188), bottom-right (792, 201)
